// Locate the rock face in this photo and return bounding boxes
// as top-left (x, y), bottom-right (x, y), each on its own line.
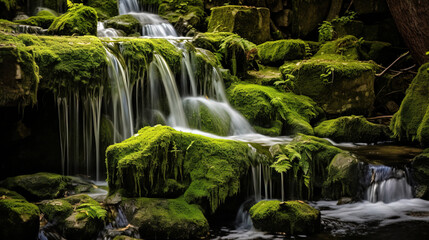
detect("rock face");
top-left (105, 14), bottom-right (141, 36)
top-left (207, 5), bottom-right (270, 44)
top-left (289, 0), bottom-right (331, 37)
top-left (0, 188), bottom-right (40, 240)
top-left (314, 115), bottom-right (390, 143)
top-left (121, 197), bottom-right (209, 239)
top-left (412, 150), bottom-right (429, 199)
top-left (106, 125), bottom-right (251, 213)
top-left (391, 63), bottom-right (429, 147)
top-left (227, 83), bottom-right (322, 136)
top-left (49, 5), bottom-right (98, 35)
top-left (257, 39), bottom-right (307, 66)
top-left (322, 152), bottom-right (361, 200)
top-left (249, 200), bottom-right (320, 234)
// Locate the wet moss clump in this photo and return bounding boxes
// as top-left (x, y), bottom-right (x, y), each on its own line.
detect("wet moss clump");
top-left (227, 83), bottom-right (322, 136)
top-left (249, 200), bottom-right (320, 234)
top-left (314, 35), bottom-right (363, 61)
top-left (158, 0), bottom-right (205, 33)
top-left (122, 197), bottom-right (209, 239)
top-left (104, 14), bottom-right (141, 36)
top-left (106, 125), bottom-right (251, 213)
top-left (390, 63), bottom-right (429, 147)
top-left (257, 39), bottom-right (307, 66)
top-left (49, 5), bottom-right (98, 36)
top-left (315, 115), bottom-right (390, 143)
top-left (87, 0), bottom-right (118, 20)
top-left (14, 15), bottom-right (56, 29)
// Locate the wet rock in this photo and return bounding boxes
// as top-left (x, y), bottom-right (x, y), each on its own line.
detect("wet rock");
top-left (249, 200), bottom-right (321, 234)
top-left (412, 150), bottom-right (429, 199)
top-left (121, 198), bottom-right (209, 239)
top-left (208, 5), bottom-right (270, 44)
top-left (314, 115), bottom-right (390, 143)
top-left (105, 14), bottom-right (141, 36)
top-left (0, 188), bottom-right (40, 240)
top-left (337, 197), bottom-right (354, 205)
top-left (48, 5), bottom-right (98, 36)
top-left (323, 152), bottom-right (361, 200)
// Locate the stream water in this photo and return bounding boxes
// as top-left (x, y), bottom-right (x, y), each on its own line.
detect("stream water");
top-left (33, 0), bottom-right (429, 239)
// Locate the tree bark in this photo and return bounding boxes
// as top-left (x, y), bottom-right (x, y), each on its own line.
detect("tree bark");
top-left (386, 0), bottom-right (429, 65)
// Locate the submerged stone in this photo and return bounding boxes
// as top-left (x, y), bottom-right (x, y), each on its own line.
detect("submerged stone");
top-left (390, 63), bottom-right (429, 147)
top-left (257, 39), bottom-right (307, 66)
top-left (207, 5), bottom-right (270, 44)
top-left (314, 115), bottom-right (390, 143)
top-left (322, 152), bottom-right (361, 200)
top-left (0, 188), bottom-right (40, 240)
top-left (249, 200), bottom-right (320, 234)
top-left (106, 125), bottom-right (251, 213)
top-left (121, 197), bottom-right (209, 239)
top-left (227, 83), bottom-right (322, 136)
top-left (48, 5), bottom-right (98, 36)
top-left (281, 58), bottom-right (377, 116)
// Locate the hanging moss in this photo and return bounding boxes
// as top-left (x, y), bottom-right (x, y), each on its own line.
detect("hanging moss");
top-left (390, 63), bottom-right (429, 147)
top-left (314, 115), bottom-right (390, 143)
top-left (49, 5), bottom-right (98, 36)
top-left (257, 39), bottom-right (307, 66)
top-left (249, 200), bottom-right (320, 234)
top-left (106, 125), bottom-right (251, 213)
top-left (227, 83), bottom-right (322, 136)
top-left (121, 197), bottom-right (209, 239)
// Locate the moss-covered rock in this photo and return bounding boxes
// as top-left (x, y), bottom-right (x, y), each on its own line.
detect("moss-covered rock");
top-left (158, 0), bottom-right (205, 35)
top-left (322, 152), bottom-right (361, 200)
top-left (104, 14), bottom-right (141, 36)
top-left (270, 134), bottom-right (343, 199)
top-left (280, 57), bottom-right (377, 116)
top-left (390, 63), bottom-right (429, 147)
top-left (0, 188), bottom-right (40, 240)
top-left (192, 32), bottom-right (257, 76)
top-left (122, 197), bottom-right (209, 239)
top-left (14, 14), bottom-right (56, 29)
top-left (257, 39), bottom-right (307, 66)
top-left (106, 125), bottom-right (251, 213)
top-left (0, 172), bottom-right (70, 201)
top-left (314, 35), bottom-right (362, 61)
top-left (411, 150), bottom-right (429, 199)
top-left (207, 5), bottom-right (270, 44)
top-left (87, 0), bottom-right (118, 20)
top-left (39, 198), bottom-right (74, 223)
top-left (249, 200), bottom-right (320, 234)
top-left (227, 83), bottom-right (322, 136)
top-left (49, 5), bottom-right (98, 35)
top-left (314, 115), bottom-right (390, 143)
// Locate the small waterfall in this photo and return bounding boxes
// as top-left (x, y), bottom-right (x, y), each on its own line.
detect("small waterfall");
top-left (129, 12), bottom-right (178, 37)
top-left (365, 165), bottom-right (413, 203)
top-left (234, 199), bottom-right (254, 230)
top-left (97, 22), bottom-right (122, 38)
top-left (118, 0), bottom-right (140, 15)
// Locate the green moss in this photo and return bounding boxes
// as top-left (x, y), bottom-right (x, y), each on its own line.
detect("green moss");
top-left (0, 196), bottom-right (40, 239)
top-left (49, 5), bottom-right (98, 35)
top-left (0, 172), bottom-right (70, 201)
top-left (249, 200), bottom-right (320, 234)
top-left (322, 152), bottom-right (360, 200)
top-left (122, 197), bottom-right (209, 239)
top-left (0, 0), bottom-right (16, 11)
top-left (37, 10), bottom-right (58, 17)
top-left (314, 35), bottom-right (362, 61)
top-left (280, 58), bottom-right (377, 115)
top-left (257, 39), bottom-right (307, 66)
top-left (104, 14), bottom-right (141, 36)
top-left (106, 125), bottom-right (251, 213)
top-left (15, 15), bottom-right (56, 29)
top-left (0, 188), bottom-right (25, 200)
top-left (314, 115), bottom-right (390, 143)
top-left (158, 0), bottom-right (205, 32)
top-left (412, 151), bottom-right (429, 199)
top-left (87, 0), bottom-right (118, 20)
top-left (0, 19), bottom-right (17, 32)
top-left (270, 134), bottom-right (343, 199)
top-left (192, 32), bottom-right (236, 53)
top-left (253, 120), bottom-right (283, 136)
top-left (39, 199), bottom-right (74, 223)
top-left (227, 83), bottom-right (321, 136)
top-left (390, 63), bottom-right (429, 147)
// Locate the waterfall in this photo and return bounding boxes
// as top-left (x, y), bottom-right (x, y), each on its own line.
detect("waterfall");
top-left (365, 165), bottom-right (413, 203)
top-left (118, 0), bottom-right (140, 15)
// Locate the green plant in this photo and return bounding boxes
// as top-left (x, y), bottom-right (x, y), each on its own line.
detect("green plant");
top-left (67, 0), bottom-right (83, 10)
top-left (318, 11), bottom-right (357, 42)
top-left (76, 203), bottom-right (107, 221)
top-left (275, 64), bottom-right (296, 91)
top-left (320, 66), bottom-right (334, 84)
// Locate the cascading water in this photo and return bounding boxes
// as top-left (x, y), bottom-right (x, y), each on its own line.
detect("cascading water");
top-left (118, 0), bottom-right (140, 15)
top-left (365, 165), bottom-right (413, 203)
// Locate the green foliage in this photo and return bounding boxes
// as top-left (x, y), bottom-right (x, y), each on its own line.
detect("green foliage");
top-left (319, 11), bottom-right (357, 42)
top-left (76, 203), bottom-right (107, 221)
top-left (0, 0), bottom-right (16, 11)
top-left (49, 4), bottom-right (98, 36)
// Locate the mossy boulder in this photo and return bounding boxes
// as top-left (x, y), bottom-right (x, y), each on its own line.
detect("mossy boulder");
top-left (121, 197), bottom-right (209, 239)
top-left (281, 58), bottom-right (377, 116)
top-left (270, 134), bottom-right (343, 199)
top-left (227, 83), bottom-right (322, 136)
top-left (207, 5), bottom-right (270, 44)
top-left (87, 0), bottom-right (118, 20)
top-left (0, 172), bottom-right (70, 201)
top-left (390, 63), bottom-right (429, 147)
top-left (14, 14), bottom-right (56, 29)
top-left (249, 200), bottom-right (320, 234)
top-left (106, 125), bottom-right (252, 213)
top-left (39, 194), bottom-right (105, 239)
top-left (314, 116), bottom-right (390, 143)
top-left (411, 150), bottom-right (429, 199)
top-left (315, 35), bottom-right (362, 61)
top-left (158, 0), bottom-right (205, 35)
top-left (105, 14), bottom-right (141, 36)
top-left (257, 39), bottom-right (307, 66)
top-left (0, 188), bottom-right (40, 240)
top-left (49, 5), bottom-right (98, 36)
top-left (322, 152), bottom-right (361, 200)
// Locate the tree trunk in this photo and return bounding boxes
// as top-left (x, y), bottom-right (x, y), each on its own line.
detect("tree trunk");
top-left (386, 0), bottom-right (429, 65)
